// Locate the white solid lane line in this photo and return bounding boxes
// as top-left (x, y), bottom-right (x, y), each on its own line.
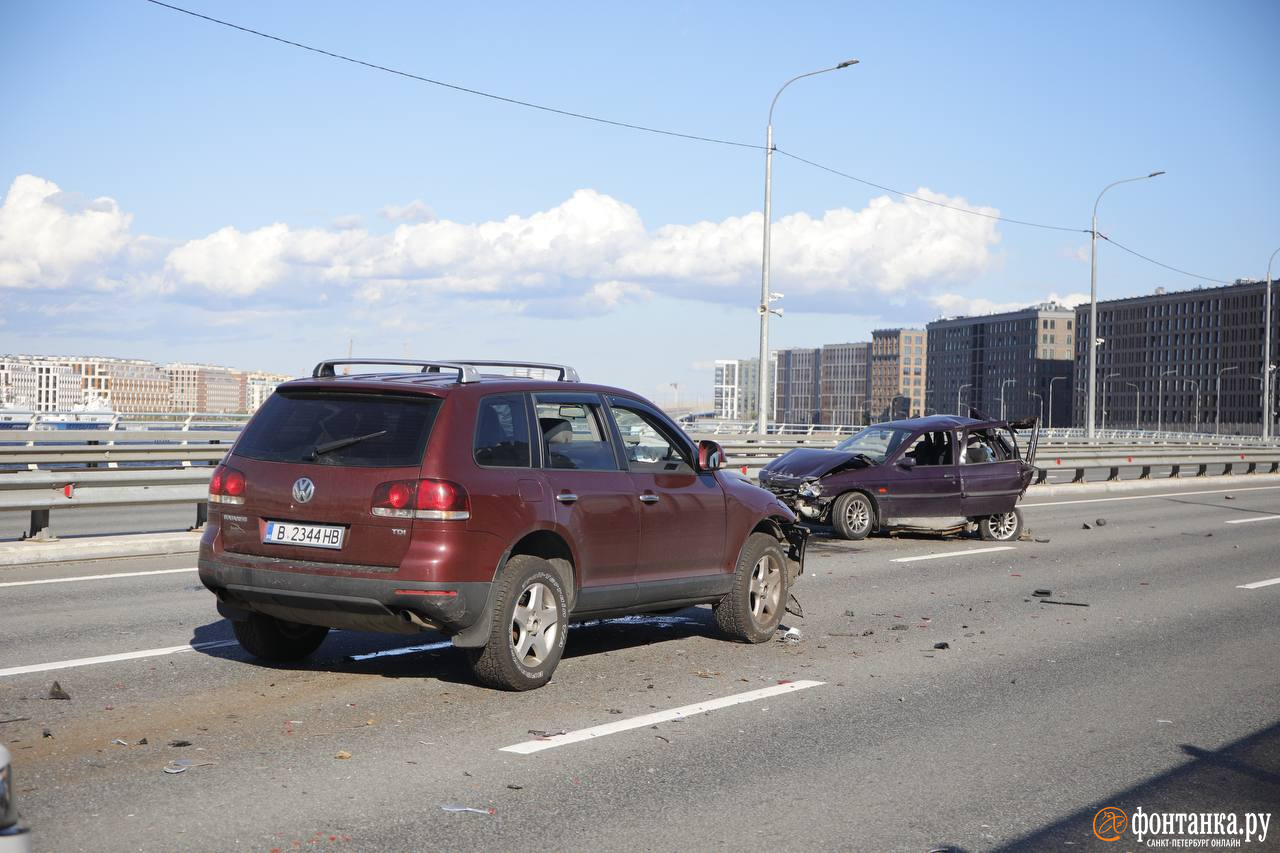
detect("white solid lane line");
top-left (0, 567), bottom-right (198, 588)
top-left (1023, 484), bottom-right (1280, 509)
top-left (1224, 516), bottom-right (1280, 525)
top-left (1237, 577), bottom-right (1280, 590)
top-left (500, 680), bottom-right (825, 755)
top-left (890, 546), bottom-right (1015, 563)
top-left (0, 640), bottom-right (238, 678)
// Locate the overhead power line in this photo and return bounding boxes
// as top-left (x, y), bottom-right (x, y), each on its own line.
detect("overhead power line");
top-left (142, 0), bottom-right (1239, 288)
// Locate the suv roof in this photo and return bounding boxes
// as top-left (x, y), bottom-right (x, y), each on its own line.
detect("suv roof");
top-left (277, 358), bottom-right (641, 401)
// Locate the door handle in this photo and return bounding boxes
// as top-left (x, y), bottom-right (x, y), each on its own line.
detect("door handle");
top-left (639, 494), bottom-right (660, 504)
top-left (555, 493), bottom-right (579, 504)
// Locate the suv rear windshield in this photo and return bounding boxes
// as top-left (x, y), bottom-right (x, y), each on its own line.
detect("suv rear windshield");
top-left (235, 391), bottom-right (441, 467)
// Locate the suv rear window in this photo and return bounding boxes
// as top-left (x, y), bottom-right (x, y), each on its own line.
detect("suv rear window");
top-left (235, 391), bottom-right (441, 467)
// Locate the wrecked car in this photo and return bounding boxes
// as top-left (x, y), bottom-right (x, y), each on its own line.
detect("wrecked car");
top-left (758, 414), bottom-right (1040, 541)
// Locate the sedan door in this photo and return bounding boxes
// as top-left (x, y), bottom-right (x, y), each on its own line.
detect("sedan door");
top-left (880, 429), bottom-right (962, 520)
top-left (959, 426), bottom-right (1025, 516)
top-left (606, 398), bottom-right (727, 589)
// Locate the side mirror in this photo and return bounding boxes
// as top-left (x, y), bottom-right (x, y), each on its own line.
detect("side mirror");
top-left (896, 456), bottom-right (917, 469)
top-left (697, 439), bottom-right (726, 472)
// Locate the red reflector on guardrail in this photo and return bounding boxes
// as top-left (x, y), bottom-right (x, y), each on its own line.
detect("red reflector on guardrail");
top-left (63, 483), bottom-right (75, 498)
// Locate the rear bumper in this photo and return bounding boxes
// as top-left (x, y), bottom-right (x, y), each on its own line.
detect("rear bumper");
top-left (198, 554), bottom-right (490, 637)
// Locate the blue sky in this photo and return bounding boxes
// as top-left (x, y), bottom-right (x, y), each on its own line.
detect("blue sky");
top-left (2, 0), bottom-right (1277, 407)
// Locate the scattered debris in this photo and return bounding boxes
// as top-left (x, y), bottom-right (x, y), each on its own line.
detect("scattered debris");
top-left (1034, 537), bottom-right (1051, 544)
top-left (1036, 599), bottom-right (1090, 607)
top-left (843, 610), bottom-right (857, 618)
top-left (606, 709), bottom-right (623, 715)
top-left (138, 738), bottom-right (148, 745)
top-left (932, 642), bottom-right (950, 650)
top-left (0, 717), bottom-right (31, 725)
top-left (861, 629), bottom-right (874, 637)
top-left (527, 729), bottom-right (567, 739)
top-left (111, 738), bottom-right (128, 746)
top-left (1157, 719), bottom-right (1174, 724)
top-left (778, 626), bottom-right (802, 643)
top-left (694, 670), bottom-right (720, 678)
top-left (46, 681), bottom-right (71, 701)
top-left (506, 784), bottom-right (523, 790)
top-left (1095, 518), bottom-right (1107, 527)
top-left (785, 595), bottom-right (805, 618)
top-left (335, 751), bottom-right (352, 760)
top-left (162, 759), bottom-right (212, 774)
top-left (1224, 495), bottom-right (1236, 500)
top-left (42, 728), bottom-right (53, 739)
top-left (1032, 589), bottom-right (1051, 597)
top-left (889, 624), bottom-right (909, 631)
top-left (441, 805), bottom-right (496, 816)
top-left (169, 740), bottom-right (192, 748)
top-left (1081, 522), bottom-right (1093, 530)
top-left (654, 734), bottom-right (670, 744)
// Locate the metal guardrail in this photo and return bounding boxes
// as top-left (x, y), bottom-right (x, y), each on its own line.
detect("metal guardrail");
top-left (2, 430), bottom-right (1277, 542)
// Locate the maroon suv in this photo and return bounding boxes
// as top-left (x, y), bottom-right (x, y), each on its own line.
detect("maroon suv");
top-left (199, 360), bottom-right (807, 690)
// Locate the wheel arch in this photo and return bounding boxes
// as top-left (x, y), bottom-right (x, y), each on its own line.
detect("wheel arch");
top-left (503, 528), bottom-right (577, 609)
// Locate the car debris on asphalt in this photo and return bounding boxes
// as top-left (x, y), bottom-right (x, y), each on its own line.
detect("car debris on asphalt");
top-left (441, 805), bottom-right (496, 816)
top-left (46, 681), bottom-right (71, 700)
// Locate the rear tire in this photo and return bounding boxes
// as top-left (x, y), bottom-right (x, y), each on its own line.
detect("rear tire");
top-left (979, 508), bottom-right (1023, 541)
top-left (831, 492), bottom-right (873, 540)
top-left (232, 614), bottom-right (329, 661)
top-left (715, 533), bottom-right (789, 643)
top-left (467, 555), bottom-right (569, 691)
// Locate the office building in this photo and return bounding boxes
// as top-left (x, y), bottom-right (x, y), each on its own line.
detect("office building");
top-left (1073, 279), bottom-right (1279, 434)
top-left (712, 357), bottom-right (775, 422)
top-left (926, 303), bottom-right (1075, 426)
top-left (818, 342), bottom-right (872, 425)
top-left (0, 357), bottom-right (84, 411)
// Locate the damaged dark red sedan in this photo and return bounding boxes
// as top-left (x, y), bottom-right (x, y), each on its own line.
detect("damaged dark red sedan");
top-left (758, 415), bottom-right (1040, 541)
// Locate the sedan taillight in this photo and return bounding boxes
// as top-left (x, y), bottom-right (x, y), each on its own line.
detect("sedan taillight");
top-left (372, 479), bottom-right (470, 520)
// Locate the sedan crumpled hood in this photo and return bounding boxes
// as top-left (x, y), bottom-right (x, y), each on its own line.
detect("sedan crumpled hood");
top-left (761, 447), bottom-right (872, 481)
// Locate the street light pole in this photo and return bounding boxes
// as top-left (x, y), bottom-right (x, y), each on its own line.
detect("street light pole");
top-left (1101, 372), bottom-right (1120, 432)
top-left (1029, 391), bottom-right (1044, 426)
top-left (957, 383), bottom-right (972, 416)
top-left (1087, 171), bottom-right (1165, 441)
top-left (1216, 365), bottom-right (1239, 435)
top-left (1157, 369), bottom-right (1178, 434)
top-left (1048, 375), bottom-right (1067, 429)
top-left (1125, 382), bottom-right (1140, 430)
top-left (1264, 248), bottom-right (1279, 442)
top-left (757, 59), bottom-right (858, 435)
top-left (999, 378), bottom-right (1015, 421)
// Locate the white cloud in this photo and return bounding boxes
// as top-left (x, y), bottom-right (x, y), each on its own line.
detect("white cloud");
top-left (331, 214), bottom-right (363, 230)
top-left (165, 223), bottom-right (291, 295)
top-left (380, 200), bottom-right (436, 222)
top-left (0, 175), bottom-right (134, 288)
top-left (930, 289), bottom-right (1091, 317)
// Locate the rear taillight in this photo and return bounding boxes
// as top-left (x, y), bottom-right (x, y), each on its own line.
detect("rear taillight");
top-left (372, 479), bottom-right (470, 520)
top-left (209, 463), bottom-right (246, 505)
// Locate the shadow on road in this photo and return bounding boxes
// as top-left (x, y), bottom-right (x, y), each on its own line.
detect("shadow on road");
top-left (994, 719), bottom-right (1280, 850)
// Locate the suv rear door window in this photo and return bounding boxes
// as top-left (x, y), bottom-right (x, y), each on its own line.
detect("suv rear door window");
top-left (473, 394), bottom-right (532, 468)
top-left (235, 391), bottom-right (441, 467)
top-left (534, 401), bottom-right (619, 471)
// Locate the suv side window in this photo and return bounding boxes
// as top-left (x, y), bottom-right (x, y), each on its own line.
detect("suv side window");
top-left (534, 401), bottom-right (620, 471)
top-left (608, 405), bottom-right (694, 474)
top-left (473, 394), bottom-right (532, 468)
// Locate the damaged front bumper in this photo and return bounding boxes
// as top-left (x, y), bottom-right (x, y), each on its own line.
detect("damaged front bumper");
top-left (780, 521), bottom-right (810, 582)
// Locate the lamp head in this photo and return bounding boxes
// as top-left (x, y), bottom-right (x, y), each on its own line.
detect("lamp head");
top-left (836, 59), bottom-right (860, 69)
top-left (1148, 171), bottom-right (1166, 178)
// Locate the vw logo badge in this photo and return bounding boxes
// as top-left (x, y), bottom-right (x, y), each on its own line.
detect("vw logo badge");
top-left (292, 477), bottom-right (315, 504)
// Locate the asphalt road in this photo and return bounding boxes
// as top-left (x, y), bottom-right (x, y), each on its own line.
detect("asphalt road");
top-left (1, 481), bottom-right (1277, 852)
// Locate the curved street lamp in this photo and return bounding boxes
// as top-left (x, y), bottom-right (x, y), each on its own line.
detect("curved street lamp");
top-left (957, 382), bottom-right (972, 416)
top-left (1101, 372), bottom-right (1120, 431)
top-left (1086, 171), bottom-right (1165, 441)
top-left (1216, 365), bottom-right (1239, 435)
top-left (999, 378), bottom-right (1016, 421)
top-left (757, 59), bottom-right (859, 434)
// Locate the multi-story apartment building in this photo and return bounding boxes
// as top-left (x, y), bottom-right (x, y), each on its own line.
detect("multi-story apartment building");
top-left (165, 363), bottom-right (242, 413)
top-left (775, 348), bottom-right (822, 425)
top-left (926, 303), bottom-right (1075, 426)
top-left (242, 371), bottom-right (294, 412)
top-left (713, 357), bottom-right (776, 422)
top-left (926, 302), bottom-right (1075, 425)
top-left (818, 342), bottom-right (872, 426)
top-left (0, 357), bottom-right (84, 411)
top-left (45, 356), bottom-right (170, 413)
top-left (1073, 279), bottom-right (1279, 434)
top-left (871, 329), bottom-right (927, 420)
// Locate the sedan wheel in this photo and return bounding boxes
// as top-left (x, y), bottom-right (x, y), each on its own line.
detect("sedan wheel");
top-left (979, 508), bottom-right (1023, 541)
top-left (831, 492), bottom-right (873, 540)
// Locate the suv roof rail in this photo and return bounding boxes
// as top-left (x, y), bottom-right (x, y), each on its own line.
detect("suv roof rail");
top-left (441, 360), bottom-right (580, 382)
top-left (312, 359), bottom-right (483, 383)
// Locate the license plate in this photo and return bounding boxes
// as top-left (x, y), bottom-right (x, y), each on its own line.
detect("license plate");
top-left (263, 521), bottom-right (345, 550)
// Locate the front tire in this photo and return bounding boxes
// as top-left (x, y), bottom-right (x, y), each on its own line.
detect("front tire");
top-left (979, 508), bottom-right (1023, 541)
top-left (232, 614), bottom-right (329, 661)
top-left (831, 492), bottom-right (874, 540)
top-left (467, 555), bottom-right (569, 691)
top-left (715, 532), bottom-right (789, 643)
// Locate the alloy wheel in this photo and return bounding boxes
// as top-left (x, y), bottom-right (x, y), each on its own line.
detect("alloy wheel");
top-left (510, 581), bottom-right (560, 666)
top-left (748, 554), bottom-right (782, 624)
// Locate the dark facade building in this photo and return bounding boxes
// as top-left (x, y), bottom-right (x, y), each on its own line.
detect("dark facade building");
top-left (775, 348), bottom-right (822, 425)
top-left (926, 303), bottom-right (1075, 427)
top-left (1073, 279), bottom-right (1279, 435)
top-left (818, 342), bottom-right (872, 426)
top-left (871, 329), bottom-right (926, 420)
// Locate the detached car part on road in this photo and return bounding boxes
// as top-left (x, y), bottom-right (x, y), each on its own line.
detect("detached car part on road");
top-left (759, 414), bottom-right (1039, 541)
top-left (199, 359), bottom-right (807, 690)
